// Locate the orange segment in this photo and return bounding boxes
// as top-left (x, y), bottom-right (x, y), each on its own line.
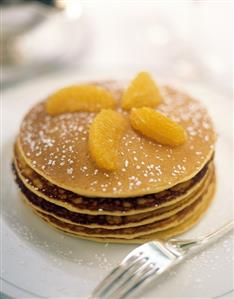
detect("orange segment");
top-left (89, 110), bottom-right (127, 171)
top-left (46, 85), bottom-right (116, 115)
top-left (130, 107), bottom-right (187, 146)
top-left (121, 72), bottom-right (162, 110)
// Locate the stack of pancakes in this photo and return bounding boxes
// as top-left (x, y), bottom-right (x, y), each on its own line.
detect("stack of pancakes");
top-left (12, 82), bottom-right (216, 243)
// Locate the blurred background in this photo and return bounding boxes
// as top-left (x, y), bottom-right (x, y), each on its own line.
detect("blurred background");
top-left (1, 0), bottom-right (233, 96)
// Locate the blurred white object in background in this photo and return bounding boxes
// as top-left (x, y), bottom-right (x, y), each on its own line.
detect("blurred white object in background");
top-left (2, 1), bottom-right (90, 86)
top-left (1, 3), bottom-right (50, 66)
top-left (55, 0), bottom-right (83, 19)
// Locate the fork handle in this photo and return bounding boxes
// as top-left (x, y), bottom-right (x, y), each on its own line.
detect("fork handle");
top-left (170, 220), bottom-right (234, 251)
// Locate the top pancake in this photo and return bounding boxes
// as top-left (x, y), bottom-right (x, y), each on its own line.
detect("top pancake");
top-left (18, 81), bottom-right (216, 198)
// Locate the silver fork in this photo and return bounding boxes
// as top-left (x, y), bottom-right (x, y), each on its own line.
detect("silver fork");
top-left (88, 221), bottom-right (234, 299)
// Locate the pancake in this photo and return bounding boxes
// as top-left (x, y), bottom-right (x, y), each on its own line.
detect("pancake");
top-left (18, 83), bottom-right (216, 197)
top-left (19, 173), bottom-right (215, 239)
top-left (13, 162), bottom-right (214, 228)
top-left (68, 180), bottom-right (216, 244)
top-left (13, 141), bottom-right (213, 216)
top-left (13, 76), bottom-right (217, 243)
top-left (21, 176), bottom-right (215, 242)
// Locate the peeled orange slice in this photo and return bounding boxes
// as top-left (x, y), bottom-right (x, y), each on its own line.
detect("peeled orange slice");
top-left (121, 72), bottom-right (162, 110)
top-left (89, 109), bottom-right (127, 170)
top-left (46, 85), bottom-right (116, 115)
top-left (130, 107), bottom-right (187, 146)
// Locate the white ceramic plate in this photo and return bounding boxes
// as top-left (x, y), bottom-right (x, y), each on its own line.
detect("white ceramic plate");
top-left (1, 71), bottom-right (233, 299)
